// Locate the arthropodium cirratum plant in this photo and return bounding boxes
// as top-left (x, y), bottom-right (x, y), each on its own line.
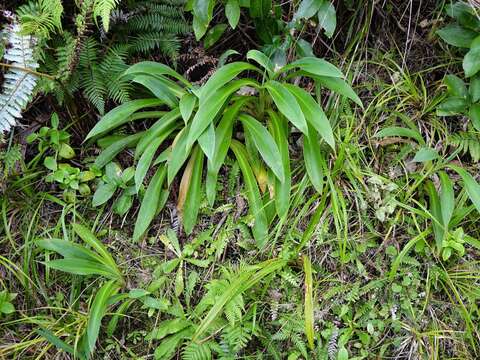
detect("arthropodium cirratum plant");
top-left (85, 49), bottom-right (363, 246)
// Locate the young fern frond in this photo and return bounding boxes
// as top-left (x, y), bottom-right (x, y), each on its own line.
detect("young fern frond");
top-left (94, 0), bottom-right (121, 32)
top-left (0, 21), bottom-right (39, 133)
top-left (17, 0), bottom-right (63, 38)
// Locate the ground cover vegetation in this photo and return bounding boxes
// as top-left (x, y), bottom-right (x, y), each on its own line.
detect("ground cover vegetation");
top-left (1, 0), bottom-right (480, 359)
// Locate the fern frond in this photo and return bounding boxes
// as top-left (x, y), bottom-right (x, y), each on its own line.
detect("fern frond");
top-left (130, 32), bottom-right (180, 58)
top-left (17, 0), bottom-right (63, 38)
top-left (94, 0), bottom-right (121, 32)
top-left (0, 21), bottom-right (39, 133)
top-left (182, 342), bottom-right (212, 360)
top-left (450, 131), bottom-right (480, 162)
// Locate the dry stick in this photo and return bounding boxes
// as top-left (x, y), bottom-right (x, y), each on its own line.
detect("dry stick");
top-left (0, 62), bottom-right (55, 80)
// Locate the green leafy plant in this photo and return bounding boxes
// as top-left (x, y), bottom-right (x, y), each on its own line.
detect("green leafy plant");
top-left (436, 2), bottom-right (480, 131)
top-left (27, 113), bottom-right (100, 200)
top-left (0, 290), bottom-right (16, 316)
top-left (92, 162), bottom-right (136, 216)
top-left (86, 50), bottom-right (362, 245)
top-left (36, 223), bottom-right (123, 357)
top-left (186, 0), bottom-right (336, 47)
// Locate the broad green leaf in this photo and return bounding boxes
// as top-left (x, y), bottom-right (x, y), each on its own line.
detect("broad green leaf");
top-left (133, 166), bottom-right (167, 241)
top-left (284, 84), bottom-right (334, 148)
top-left (337, 347), bottom-right (349, 360)
top-left (317, 1), bottom-right (336, 38)
top-left (437, 97), bottom-right (468, 115)
top-left (412, 147), bottom-right (439, 162)
top-left (225, 0), bottom-right (240, 28)
top-left (113, 193), bottom-right (132, 216)
top-left (469, 75), bottom-right (480, 102)
top-left (132, 75), bottom-right (178, 107)
top-left (179, 93), bottom-right (197, 124)
top-left (240, 114), bottom-right (285, 183)
top-left (198, 122), bottom-right (216, 161)
top-left (44, 157), bottom-right (57, 171)
top-left (230, 140), bottom-right (268, 246)
top-left (168, 127), bottom-right (191, 185)
top-left (218, 49), bottom-right (240, 66)
top-left (146, 319), bottom-right (192, 340)
top-left (464, 48), bottom-right (480, 77)
top-left (86, 99), bottom-right (164, 139)
top-left (37, 238), bottom-right (102, 263)
top-left (303, 256), bottom-right (314, 350)
top-left (206, 99), bottom-right (248, 205)
top-left (437, 24), bottom-right (477, 48)
top-left (374, 126), bottom-right (425, 145)
top-left (85, 281), bottom-right (119, 354)
top-left (439, 171), bottom-right (454, 228)
top-left (72, 223), bottom-right (119, 275)
top-left (281, 57), bottom-right (344, 78)
top-left (128, 289), bottom-right (150, 299)
top-left (449, 165), bottom-right (480, 214)
top-left (296, 39), bottom-right (315, 58)
top-left (135, 137), bottom-right (163, 192)
top-left (135, 108), bottom-right (180, 157)
top-left (192, 0), bottom-right (214, 39)
top-left (294, 0), bottom-right (323, 20)
top-left (247, 49), bottom-right (274, 76)
top-left (95, 133), bottom-right (144, 168)
top-left (268, 111), bottom-right (291, 218)
top-left (249, 0), bottom-right (270, 18)
top-left (313, 75), bottom-right (363, 107)
top-left (203, 23), bottom-right (228, 49)
top-left (59, 143), bottom-right (75, 159)
top-left (124, 61), bottom-right (191, 87)
top-left (177, 147), bottom-right (204, 234)
top-left (199, 62), bottom-right (258, 101)
top-left (444, 74), bottom-right (467, 97)
top-left (92, 182), bottom-right (116, 206)
top-left (303, 128), bottom-right (325, 193)
top-left (469, 103), bottom-right (480, 131)
top-left (187, 79), bottom-right (258, 150)
top-left (426, 181), bottom-right (444, 251)
top-left (265, 80), bottom-right (308, 135)
top-left (45, 259), bottom-right (117, 278)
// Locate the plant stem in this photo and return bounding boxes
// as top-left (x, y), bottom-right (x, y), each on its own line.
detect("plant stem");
top-left (0, 63), bottom-right (55, 80)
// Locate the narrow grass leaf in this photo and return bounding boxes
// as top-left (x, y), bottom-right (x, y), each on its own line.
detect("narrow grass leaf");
top-left (303, 256), bottom-right (315, 350)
